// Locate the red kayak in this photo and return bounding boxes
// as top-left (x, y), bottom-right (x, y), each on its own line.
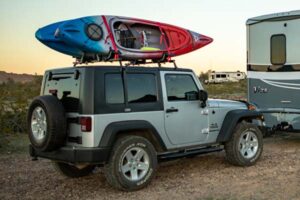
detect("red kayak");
top-left (36, 15), bottom-right (213, 62)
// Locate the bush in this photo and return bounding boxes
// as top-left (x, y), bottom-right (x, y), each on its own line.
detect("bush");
top-left (203, 79), bottom-right (247, 100)
top-left (0, 76), bottom-right (42, 134)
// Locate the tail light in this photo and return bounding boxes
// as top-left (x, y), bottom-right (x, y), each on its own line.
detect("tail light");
top-left (49, 89), bottom-right (57, 96)
top-left (80, 117), bottom-right (92, 132)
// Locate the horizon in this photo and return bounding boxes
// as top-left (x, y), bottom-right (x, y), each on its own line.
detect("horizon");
top-left (1, 0), bottom-right (300, 75)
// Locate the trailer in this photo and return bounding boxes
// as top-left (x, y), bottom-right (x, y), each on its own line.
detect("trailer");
top-left (247, 10), bottom-right (300, 131)
top-left (206, 71), bottom-right (246, 84)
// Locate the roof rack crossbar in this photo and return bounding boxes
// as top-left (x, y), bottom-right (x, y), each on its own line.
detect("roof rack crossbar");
top-left (72, 52), bottom-right (178, 69)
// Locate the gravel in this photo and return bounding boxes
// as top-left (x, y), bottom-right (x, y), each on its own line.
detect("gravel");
top-left (0, 133), bottom-right (299, 200)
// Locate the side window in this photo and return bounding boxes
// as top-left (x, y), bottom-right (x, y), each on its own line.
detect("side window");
top-left (127, 73), bottom-right (157, 103)
top-left (271, 34), bottom-right (286, 65)
top-left (165, 74), bottom-right (199, 101)
top-left (105, 73), bottom-right (124, 104)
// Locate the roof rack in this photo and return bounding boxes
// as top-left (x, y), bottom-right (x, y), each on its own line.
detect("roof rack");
top-left (118, 59), bottom-right (177, 68)
top-left (72, 52), bottom-right (178, 69)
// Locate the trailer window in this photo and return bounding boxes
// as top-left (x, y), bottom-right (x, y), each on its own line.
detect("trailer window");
top-left (271, 34), bottom-right (286, 65)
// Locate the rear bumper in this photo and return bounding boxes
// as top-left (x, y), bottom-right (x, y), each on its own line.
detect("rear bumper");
top-left (29, 145), bottom-right (110, 164)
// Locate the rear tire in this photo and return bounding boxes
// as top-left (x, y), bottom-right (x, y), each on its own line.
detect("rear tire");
top-left (27, 95), bottom-right (66, 152)
top-left (54, 162), bottom-right (95, 178)
top-left (104, 135), bottom-right (157, 191)
top-left (225, 121), bottom-right (263, 166)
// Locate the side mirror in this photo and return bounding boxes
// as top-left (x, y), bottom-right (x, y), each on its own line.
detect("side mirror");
top-left (199, 90), bottom-right (208, 108)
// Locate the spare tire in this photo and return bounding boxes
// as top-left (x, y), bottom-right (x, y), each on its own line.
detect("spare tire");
top-left (27, 95), bottom-right (67, 152)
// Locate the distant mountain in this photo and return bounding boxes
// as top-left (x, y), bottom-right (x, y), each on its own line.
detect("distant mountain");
top-left (0, 71), bottom-right (41, 83)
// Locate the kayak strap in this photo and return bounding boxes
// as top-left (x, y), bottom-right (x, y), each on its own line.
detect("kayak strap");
top-left (158, 27), bottom-right (171, 61)
top-left (102, 16), bottom-right (119, 60)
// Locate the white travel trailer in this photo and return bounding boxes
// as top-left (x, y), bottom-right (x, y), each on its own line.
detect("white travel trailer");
top-left (247, 10), bottom-right (300, 131)
top-left (207, 71), bottom-right (246, 84)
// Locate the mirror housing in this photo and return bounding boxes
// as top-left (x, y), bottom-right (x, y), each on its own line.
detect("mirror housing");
top-left (199, 90), bottom-right (208, 108)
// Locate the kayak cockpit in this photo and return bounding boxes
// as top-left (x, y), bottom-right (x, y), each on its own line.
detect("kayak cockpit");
top-left (113, 22), bottom-right (166, 51)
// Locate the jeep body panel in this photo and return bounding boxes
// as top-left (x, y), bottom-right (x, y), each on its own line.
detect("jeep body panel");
top-left (35, 65), bottom-right (262, 164)
top-left (99, 120), bottom-right (167, 150)
top-left (206, 99), bottom-right (248, 143)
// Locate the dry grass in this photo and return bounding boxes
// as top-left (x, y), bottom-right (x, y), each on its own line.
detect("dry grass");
top-left (204, 79), bottom-right (247, 100)
top-left (0, 134), bottom-right (29, 154)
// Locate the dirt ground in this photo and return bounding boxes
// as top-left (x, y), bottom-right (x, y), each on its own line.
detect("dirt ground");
top-left (0, 133), bottom-right (299, 200)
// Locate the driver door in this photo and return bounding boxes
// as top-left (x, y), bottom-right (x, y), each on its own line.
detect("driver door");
top-left (163, 72), bottom-right (209, 146)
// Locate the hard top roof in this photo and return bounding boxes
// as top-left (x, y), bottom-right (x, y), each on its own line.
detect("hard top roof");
top-left (246, 10), bottom-right (300, 25)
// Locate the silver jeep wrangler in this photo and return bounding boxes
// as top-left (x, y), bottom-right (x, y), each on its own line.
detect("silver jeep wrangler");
top-left (28, 65), bottom-right (264, 191)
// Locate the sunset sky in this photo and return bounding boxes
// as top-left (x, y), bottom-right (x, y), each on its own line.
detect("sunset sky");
top-left (0, 0), bottom-right (300, 75)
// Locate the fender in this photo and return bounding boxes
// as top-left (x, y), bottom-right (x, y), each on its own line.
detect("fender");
top-left (99, 120), bottom-right (167, 150)
top-left (216, 109), bottom-right (262, 143)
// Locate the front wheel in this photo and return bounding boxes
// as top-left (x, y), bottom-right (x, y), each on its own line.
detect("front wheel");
top-left (225, 121), bottom-right (263, 166)
top-left (104, 135), bottom-right (157, 191)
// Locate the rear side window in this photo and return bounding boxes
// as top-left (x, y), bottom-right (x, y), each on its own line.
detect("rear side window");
top-left (271, 34), bottom-right (286, 65)
top-left (105, 74), bottom-right (124, 104)
top-left (127, 74), bottom-right (157, 103)
top-left (165, 74), bottom-right (199, 101)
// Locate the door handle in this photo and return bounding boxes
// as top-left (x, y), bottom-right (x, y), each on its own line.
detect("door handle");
top-left (166, 107), bottom-right (179, 113)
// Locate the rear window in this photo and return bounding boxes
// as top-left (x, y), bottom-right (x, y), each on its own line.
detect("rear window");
top-left (44, 71), bottom-right (80, 112)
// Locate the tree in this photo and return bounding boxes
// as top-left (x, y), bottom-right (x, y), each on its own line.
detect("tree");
top-left (199, 70), bottom-right (212, 82)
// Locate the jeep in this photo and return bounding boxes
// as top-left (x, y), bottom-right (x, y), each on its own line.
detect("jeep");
top-left (28, 65), bottom-right (264, 191)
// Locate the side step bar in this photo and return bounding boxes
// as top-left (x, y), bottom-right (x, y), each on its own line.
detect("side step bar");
top-left (158, 146), bottom-right (223, 161)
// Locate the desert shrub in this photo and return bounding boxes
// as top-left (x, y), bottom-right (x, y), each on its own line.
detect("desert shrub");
top-left (0, 76), bottom-right (42, 134)
top-left (203, 79), bottom-right (247, 100)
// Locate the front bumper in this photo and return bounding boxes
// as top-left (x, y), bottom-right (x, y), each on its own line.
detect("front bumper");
top-left (29, 145), bottom-right (110, 164)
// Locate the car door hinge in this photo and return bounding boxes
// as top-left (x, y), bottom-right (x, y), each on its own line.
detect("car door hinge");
top-left (201, 128), bottom-right (209, 134)
top-left (201, 109), bottom-right (209, 115)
